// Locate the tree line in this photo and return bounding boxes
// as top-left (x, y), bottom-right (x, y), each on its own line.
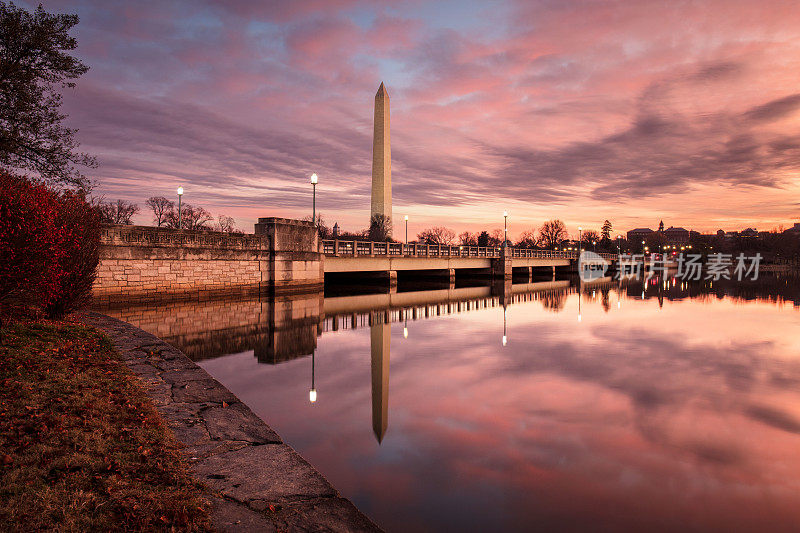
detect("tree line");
top-left (316, 216), bottom-right (616, 251)
top-left (96, 197), bottom-right (241, 233)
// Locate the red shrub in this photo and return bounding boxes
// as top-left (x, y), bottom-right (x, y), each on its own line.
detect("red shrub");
top-left (0, 171), bottom-right (100, 319)
top-left (42, 190), bottom-right (101, 318)
top-left (0, 172), bottom-right (63, 307)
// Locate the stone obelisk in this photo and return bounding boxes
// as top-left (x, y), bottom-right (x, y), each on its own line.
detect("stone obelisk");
top-left (371, 82), bottom-right (392, 230)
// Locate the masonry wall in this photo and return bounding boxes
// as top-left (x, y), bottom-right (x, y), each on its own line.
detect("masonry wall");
top-left (93, 219), bottom-right (323, 305)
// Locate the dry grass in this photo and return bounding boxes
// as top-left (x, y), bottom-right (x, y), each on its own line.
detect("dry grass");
top-left (0, 319), bottom-right (213, 531)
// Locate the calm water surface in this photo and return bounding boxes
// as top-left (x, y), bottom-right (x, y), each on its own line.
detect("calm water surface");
top-left (104, 276), bottom-right (800, 532)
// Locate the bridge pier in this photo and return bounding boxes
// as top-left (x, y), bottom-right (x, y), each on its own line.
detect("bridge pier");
top-left (491, 247), bottom-right (512, 281)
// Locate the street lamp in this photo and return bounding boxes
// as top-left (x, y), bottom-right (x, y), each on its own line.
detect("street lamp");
top-left (404, 215), bottom-right (409, 246)
top-left (578, 227), bottom-right (582, 256)
top-left (177, 186), bottom-right (184, 229)
top-left (310, 173), bottom-right (318, 227)
top-left (503, 211), bottom-right (508, 247)
top-left (617, 235), bottom-right (622, 255)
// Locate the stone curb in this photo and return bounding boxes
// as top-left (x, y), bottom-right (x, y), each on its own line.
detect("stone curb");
top-left (81, 312), bottom-right (382, 533)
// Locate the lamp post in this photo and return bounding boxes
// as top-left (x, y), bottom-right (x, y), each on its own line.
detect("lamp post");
top-left (404, 215), bottom-right (409, 247)
top-left (503, 211), bottom-right (508, 247)
top-left (310, 173), bottom-right (318, 227)
top-left (617, 235), bottom-right (622, 255)
top-left (578, 227), bottom-right (582, 257)
top-left (177, 186), bottom-right (184, 229)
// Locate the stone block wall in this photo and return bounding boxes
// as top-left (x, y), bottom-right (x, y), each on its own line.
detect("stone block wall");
top-left (93, 220), bottom-right (323, 305)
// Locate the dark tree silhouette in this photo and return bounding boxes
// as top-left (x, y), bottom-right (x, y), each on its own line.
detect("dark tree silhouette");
top-left (166, 204), bottom-right (212, 230)
top-left (417, 226), bottom-right (455, 245)
top-left (601, 220), bottom-right (612, 240)
top-left (368, 214), bottom-right (392, 242)
top-left (0, 3), bottom-right (95, 188)
top-left (216, 215), bottom-right (241, 233)
top-left (145, 196), bottom-right (174, 227)
top-left (98, 199), bottom-right (138, 225)
top-left (538, 220), bottom-right (567, 249)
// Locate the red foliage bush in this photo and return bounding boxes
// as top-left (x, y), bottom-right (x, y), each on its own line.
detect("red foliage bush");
top-left (0, 171), bottom-right (100, 318)
top-left (42, 190), bottom-right (101, 318)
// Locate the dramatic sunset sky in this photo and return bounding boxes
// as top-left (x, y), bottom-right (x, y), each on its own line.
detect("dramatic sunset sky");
top-left (28, 0), bottom-right (800, 237)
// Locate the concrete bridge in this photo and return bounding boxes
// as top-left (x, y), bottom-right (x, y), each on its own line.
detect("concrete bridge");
top-left (93, 219), bottom-right (620, 302)
top-left (322, 238), bottom-right (617, 289)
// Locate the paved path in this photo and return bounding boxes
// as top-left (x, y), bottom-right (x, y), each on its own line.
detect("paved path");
top-left (82, 312), bottom-right (382, 533)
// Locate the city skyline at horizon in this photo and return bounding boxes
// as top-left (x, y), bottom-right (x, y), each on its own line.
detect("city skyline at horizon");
top-left (23, 0), bottom-right (800, 236)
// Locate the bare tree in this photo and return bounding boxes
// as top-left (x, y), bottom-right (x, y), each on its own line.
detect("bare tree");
top-left (145, 196), bottom-right (174, 227)
top-left (417, 226), bottom-right (456, 245)
top-left (216, 214), bottom-right (238, 233)
top-left (517, 229), bottom-right (538, 248)
top-left (368, 214), bottom-right (392, 242)
top-left (458, 231), bottom-right (477, 246)
top-left (490, 228), bottom-right (508, 247)
top-left (166, 203), bottom-right (212, 230)
top-left (303, 214), bottom-right (331, 239)
top-left (538, 219), bottom-right (567, 249)
top-left (582, 229), bottom-right (600, 246)
top-left (98, 199), bottom-right (139, 225)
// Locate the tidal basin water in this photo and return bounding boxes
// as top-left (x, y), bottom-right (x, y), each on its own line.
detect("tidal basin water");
top-left (103, 275), bottom-right (800, 532)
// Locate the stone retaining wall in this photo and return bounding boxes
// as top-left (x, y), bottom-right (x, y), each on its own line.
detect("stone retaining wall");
top-left (93, 218), bottom-right (323, 304)
top-left (82, 312), bottom-right (381, 532)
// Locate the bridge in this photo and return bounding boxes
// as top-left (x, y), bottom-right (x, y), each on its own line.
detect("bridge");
top-left (321, 239), bottom-right (617, 289)
top-left (93, 219), bottom-right (623, 302)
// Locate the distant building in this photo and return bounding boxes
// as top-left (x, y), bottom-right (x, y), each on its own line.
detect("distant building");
top-left (740, 228), bottom-right (758, 238)
top-left (787, 223), bottom-right (800, 233)
top-left (664, 226), bottom-right (689, 243)
top-left (627, 228), bottom-right (654, 243)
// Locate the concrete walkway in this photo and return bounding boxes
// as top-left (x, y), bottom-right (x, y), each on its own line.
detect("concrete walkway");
top-left (82, 312), bottom-right (382, 533)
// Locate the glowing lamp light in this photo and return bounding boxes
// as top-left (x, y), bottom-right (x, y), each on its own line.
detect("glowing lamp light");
top-left (177, 186), bottom-right (184, 196)
top-left (310, 173), bottom-right (318, 184)
top-left (403, 327), bottom-right (408, 338)
top-left (309, 389), bottom-right (317, 403)
top-left (577, 314), bottom-right (582, 322)
top-left (502, 335), bottom-right (507, 346)
top-left (404, 215), bottom-right (408, 221)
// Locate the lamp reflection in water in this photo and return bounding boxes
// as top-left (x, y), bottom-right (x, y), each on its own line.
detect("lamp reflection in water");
top-left (502, 306), bottom-right (508, 346)
top-left (309, 350), bottom-right (317, 403)
top-left (403, 315), bottom-right (408, 339)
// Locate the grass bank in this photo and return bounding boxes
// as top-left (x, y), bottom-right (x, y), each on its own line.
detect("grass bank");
top-left (0, 319), bottom-right (212, 531)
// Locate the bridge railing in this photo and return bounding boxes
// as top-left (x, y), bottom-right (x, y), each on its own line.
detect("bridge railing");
top-left (321, 240), bottom-right (617, 261)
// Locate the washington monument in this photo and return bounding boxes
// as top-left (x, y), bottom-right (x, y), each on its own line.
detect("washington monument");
top-left (371, 82), bottom-right (392, 229)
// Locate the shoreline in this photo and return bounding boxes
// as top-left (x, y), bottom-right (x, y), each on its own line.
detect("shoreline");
top-left (81, 312), bottom-right (381, 533)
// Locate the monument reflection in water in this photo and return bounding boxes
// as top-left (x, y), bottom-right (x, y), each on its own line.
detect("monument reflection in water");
top-left (99, 275), bottom-right (800, 532)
